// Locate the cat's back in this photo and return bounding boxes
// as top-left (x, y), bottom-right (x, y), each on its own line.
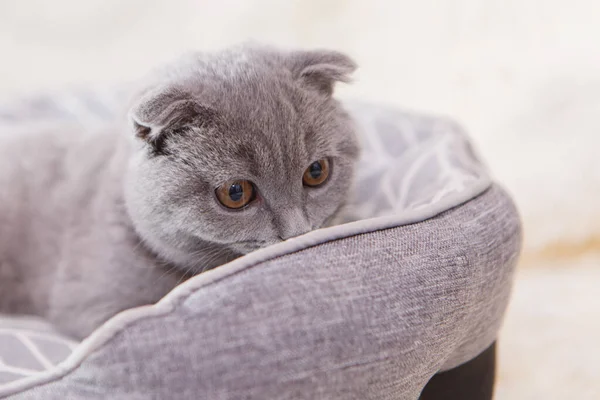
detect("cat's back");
top-left (0, 121), bottom-right (122, 220)
top-left (0, 122), bottom-right (124, 313)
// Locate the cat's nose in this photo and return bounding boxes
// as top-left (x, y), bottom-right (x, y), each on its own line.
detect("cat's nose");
top-left (277, 208), bottom-right (311, 240)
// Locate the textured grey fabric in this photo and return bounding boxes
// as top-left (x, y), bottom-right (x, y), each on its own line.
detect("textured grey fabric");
top-left (3, 185), bottom-right (521, 400)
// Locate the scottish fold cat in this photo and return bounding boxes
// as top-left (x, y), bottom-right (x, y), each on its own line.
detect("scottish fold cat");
top-left (0, 44), bottom-right (360, 339)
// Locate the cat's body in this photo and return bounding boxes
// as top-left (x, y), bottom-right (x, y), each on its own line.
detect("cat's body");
top-left (0, 123), bottom-right (185, 337)
top-left (0, 45), bottom-right (360, 339)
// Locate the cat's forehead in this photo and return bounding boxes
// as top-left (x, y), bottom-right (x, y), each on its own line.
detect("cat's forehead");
top-left (187, 64), bottom-right (334, 150)
top-left (172, 99), bottom-right (340, 187)
top-left (177, 113), bottom-right (310, 182)
top-left (197, 62), bottom-right (298, 117)
top-left (151, 46), bottom-right (344, 141)
top-left (147, 46), bottom-right (357, 181)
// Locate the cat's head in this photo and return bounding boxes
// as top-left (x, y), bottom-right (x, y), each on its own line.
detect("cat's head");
top-left (124, 45), bottom-right (360, 269)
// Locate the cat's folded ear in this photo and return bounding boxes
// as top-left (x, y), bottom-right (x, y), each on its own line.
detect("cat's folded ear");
top-left (288, 49), bottom-right (357, 96)
top-left (128, 85), bottom-right (212, 148)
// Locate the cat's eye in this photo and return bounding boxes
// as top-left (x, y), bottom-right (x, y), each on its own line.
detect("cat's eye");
top-left (215, 180), bottom-right (256, 209)
top-left (303, 159), bottom-right (330, 187)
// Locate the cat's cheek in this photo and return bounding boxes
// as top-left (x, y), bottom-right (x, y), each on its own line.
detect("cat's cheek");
top-left (205, 200), bottom-right (272, 245)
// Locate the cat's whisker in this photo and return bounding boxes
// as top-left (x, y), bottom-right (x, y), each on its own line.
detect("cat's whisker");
top-left (174, 266), bottom-right (193, 287)
top-left (191, 247), bottom-right (224, 264)
top-left (152, 264), bottom-right (181, 286)
top-left (177, 246), bottom-right (228, 277)
top-left (131, 239), bottom-right (145, 255)
top-left (197, 251), bottom-right (228, 273)
top-left (152, 244), bottom-right (231, 288)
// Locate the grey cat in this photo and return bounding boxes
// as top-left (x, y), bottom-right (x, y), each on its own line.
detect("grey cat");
top-left (0, 44), bottom-right (360, 339)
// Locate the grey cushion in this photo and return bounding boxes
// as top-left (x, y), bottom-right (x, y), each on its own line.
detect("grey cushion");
top-left (0, 91), bottom-right (521, 399)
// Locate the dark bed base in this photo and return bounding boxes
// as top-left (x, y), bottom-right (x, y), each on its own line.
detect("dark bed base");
top-left (419, 341), bottom-right (497, 400)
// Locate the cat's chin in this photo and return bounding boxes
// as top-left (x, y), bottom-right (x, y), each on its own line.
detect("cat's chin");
top-left (152, 236), bottom-right (281, 269)
top-left (134, 230), bottom-right (232, 273)
top-left (227, 240), bottom-right (278, 255)
top-left (168, 245), bottom-right (241, 275)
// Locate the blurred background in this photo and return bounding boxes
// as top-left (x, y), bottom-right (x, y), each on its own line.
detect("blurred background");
top-left (1, 0), bottom-right (598, 398)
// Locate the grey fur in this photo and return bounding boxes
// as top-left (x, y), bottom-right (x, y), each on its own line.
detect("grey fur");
top-left (0, 44), bottom-right (360, 339)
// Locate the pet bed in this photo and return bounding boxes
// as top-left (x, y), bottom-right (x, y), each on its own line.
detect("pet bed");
top-left (0, 90), bottom-right (521, 399)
